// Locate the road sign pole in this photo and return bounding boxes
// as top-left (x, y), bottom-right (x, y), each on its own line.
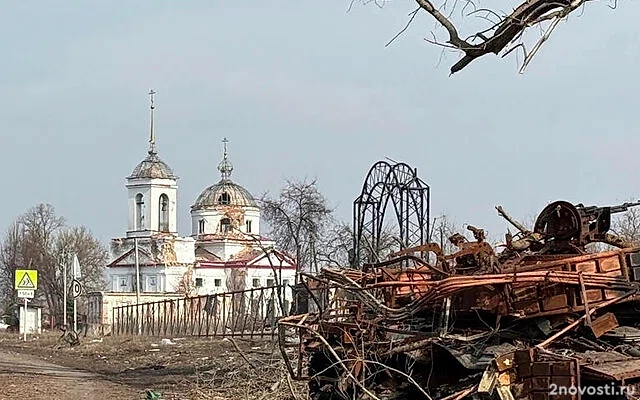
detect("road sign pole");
top-left (15, 269), bottom-right (38, 341)
top-left (23, 297), bottom-right (27, 342)
top-left (72, 254), bottom-right (77, 333)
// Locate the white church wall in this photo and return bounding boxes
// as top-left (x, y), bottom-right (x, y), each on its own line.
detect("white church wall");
top-left (247, 267), bottom-right (295, 299)
top-left (191, 212), bottom-right (202, 235)
top-left (192, 268), bottom-right (228, 295)
top-left (191, 209), bottom-right (217, 235)
top-left (191, 206), bottom-right (261, 237)
top-left (196, 241), bottom-right (245, 262)
top-left (109, 236), bottom-right (195, 265)
top-left (245, 267), bottom-right (295, 315)
top-left (190, 265), bottom-right (295, 306)
top-left (106, 265), bottom-right (189, 294)
top-left (243, 208), bottom-right (261, 235)
top-left (191, 209), bottom-right (226, 236)
top-left (172, 237), bottom-right (196, 264)
top-left (165, 268), bottom-right (190, 292)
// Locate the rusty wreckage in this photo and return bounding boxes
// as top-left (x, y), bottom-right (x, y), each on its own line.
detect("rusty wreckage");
top-left (278, 161), bottom-right (640, 400)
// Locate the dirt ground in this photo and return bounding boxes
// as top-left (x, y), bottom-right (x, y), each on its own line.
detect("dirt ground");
top-left (0, 331), bottom-right (307, 400)
top-left (0, 349), bottom-right (140, 399)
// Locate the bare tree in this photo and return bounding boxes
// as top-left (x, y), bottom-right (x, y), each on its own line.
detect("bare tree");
top-left (430, 213), bottom-right (463, 255)
top-left (0, 204), bottom-right (108, 320)
top-left (611, 207), bottom-right (640, 245)
top-left (0, 222), bottom-right (25, 306)
top-left (316, 214), bottom-right (469, 269)
top-left (356, 0), bottom-right (612, 74)
top-left (584, 206), bottom-right (640, 252)
top-left (14, 204), bottom-right (65, 315)
top-left (317, 219), bottom-right (401, 268)
top-left (260, 179), bottom-right (333, 282)
top-left (316, 220), bottom-right (352, 268)
top-left (54, 226), bottom-right (108, 294)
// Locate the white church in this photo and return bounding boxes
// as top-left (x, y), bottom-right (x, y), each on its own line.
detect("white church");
top-left (103, 93), bottom-right (297, 298)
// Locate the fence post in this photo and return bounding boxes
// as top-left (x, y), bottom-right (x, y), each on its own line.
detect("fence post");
top-left (163, 300), bottom-right (167, 336)
top-left (205, 296), bottom-right (211, 336)
top-left (222, 294), bottom-right (227, 338)
top-left (212, 295), bottom-right (220, 337)
top-left (176, 299), bottom-right (181, 335)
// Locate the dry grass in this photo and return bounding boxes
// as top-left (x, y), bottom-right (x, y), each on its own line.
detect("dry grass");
top-left (0, 331), bottom-right (310, 400)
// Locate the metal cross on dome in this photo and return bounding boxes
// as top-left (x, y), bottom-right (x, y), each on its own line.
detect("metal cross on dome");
top-left (218, 137), bottom-right (233, 180)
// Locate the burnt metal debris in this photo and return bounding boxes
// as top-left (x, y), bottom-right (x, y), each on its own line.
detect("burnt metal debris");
top-left (278, 163), bottom-right (640, 400)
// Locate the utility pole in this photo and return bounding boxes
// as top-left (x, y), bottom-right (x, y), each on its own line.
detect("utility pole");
top-left (62, 253), bottom-right (67, 330)
top-left (134, 238), bottom-right (141, 335)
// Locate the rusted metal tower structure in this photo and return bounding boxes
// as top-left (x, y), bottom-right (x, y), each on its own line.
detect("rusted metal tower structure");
top-left (352, 160), bottom-right (430, 267)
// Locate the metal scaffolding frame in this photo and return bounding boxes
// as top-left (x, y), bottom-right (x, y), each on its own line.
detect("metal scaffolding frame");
top-left (352, 160), bottom-right (430, 267)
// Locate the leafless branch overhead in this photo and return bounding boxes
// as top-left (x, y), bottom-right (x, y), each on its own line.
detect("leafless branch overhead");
top-left (408, 0), bottom-right (591, 74)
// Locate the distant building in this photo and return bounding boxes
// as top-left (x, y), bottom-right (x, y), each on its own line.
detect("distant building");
top-left (88, 93), bottom-right (296, 332)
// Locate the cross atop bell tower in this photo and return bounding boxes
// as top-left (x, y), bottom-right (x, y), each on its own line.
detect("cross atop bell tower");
top-left (148, 89), bottom-right (156, 155)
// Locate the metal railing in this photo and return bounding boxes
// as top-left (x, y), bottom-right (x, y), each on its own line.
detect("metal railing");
top-left (112, 285), bottom-right (292, 338)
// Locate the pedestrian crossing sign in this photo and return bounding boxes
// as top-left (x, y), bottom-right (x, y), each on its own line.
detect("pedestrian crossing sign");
top-left (15, 269), bottom-right (37, 290)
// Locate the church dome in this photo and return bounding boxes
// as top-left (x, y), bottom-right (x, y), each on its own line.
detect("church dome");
top-left (192, 138), bottom-right (258, 210)
top-left (192, 179), bottom-right (258, 210)
top-left (129, 151), bottom-right (176, 180)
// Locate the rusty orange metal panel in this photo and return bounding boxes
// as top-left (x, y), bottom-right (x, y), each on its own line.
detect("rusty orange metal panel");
top-left (575, 261), bottom-right (597, 273)
top-left (599, 256), bottom-right (621, 272)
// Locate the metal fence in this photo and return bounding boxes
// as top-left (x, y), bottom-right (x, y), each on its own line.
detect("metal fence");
top-left (112, 285), bottom-right (292, 338)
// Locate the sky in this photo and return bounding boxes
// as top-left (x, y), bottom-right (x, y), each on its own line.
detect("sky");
top-left (1, 1), bottom-right (639, 248)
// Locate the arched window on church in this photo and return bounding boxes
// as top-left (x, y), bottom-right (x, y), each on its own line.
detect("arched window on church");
top-left (159, 194), bottom-right (169, 232)
top-left (220, 218), bottom-right (231, 233)
top-left (135, 193), bottom-right (144, 230)
top-left (198, 219), bottom-right (205, 234)
top-left (218, 192), bottom-right (231, 205)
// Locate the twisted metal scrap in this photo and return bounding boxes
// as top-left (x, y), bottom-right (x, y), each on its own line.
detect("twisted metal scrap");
top-left (320, 267), bottom-right (637, 321)
top-left (415, 0), bottom-right (586, 74)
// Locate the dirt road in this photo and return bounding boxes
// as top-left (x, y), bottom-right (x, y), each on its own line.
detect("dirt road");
top-left (0, 349), bottom-right (141, 400)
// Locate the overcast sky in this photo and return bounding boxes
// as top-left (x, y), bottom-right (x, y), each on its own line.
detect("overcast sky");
top-left (1, 1), bottom-right (639, 247)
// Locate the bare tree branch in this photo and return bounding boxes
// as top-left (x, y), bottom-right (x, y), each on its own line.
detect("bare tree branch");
top-left (360, 0), bottom-right (601, 74)
top-left (386, 7), bottom-right (421, 47)
top-left (432, 0), bottom-right (591, 73)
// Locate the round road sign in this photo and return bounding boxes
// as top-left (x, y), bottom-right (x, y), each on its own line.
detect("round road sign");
top-left (72, 279), bottom-right (82, 298)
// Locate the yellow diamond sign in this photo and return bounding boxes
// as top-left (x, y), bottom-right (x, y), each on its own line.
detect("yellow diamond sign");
top-left (15, 269), bottom-right (37, 290)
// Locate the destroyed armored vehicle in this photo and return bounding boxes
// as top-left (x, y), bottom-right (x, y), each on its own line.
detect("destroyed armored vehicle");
top-left (279, 199), bottom-right (640, 400)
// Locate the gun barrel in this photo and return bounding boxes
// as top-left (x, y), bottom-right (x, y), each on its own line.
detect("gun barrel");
top-left (609, 201), bottom-right (640, 213)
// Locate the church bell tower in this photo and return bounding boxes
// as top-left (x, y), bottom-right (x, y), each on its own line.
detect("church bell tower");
top-left (125, 90), bottom-right (179, 237)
